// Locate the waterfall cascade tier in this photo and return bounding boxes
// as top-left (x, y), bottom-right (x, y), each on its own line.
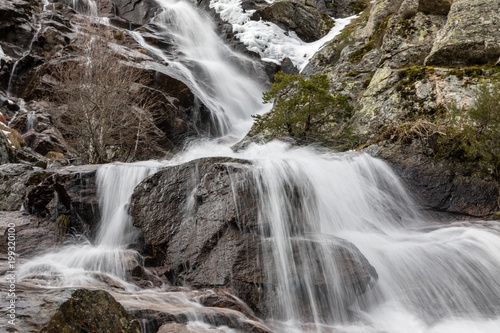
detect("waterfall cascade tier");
top-left (13, 0), bottom-right (500, 332)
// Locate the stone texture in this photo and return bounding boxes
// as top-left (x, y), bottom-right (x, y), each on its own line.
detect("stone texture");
top-left (24, 165), bottom-right (101, 234)
top-left (0, 163), bottom-right (51, 211)
top-left (131, 157), bottom-right (378, 317)
top-left (361, 0), bottom-right (404, 38)
top-left (251, 0), bottom-right (334, 42)
top-left (0, 211), bottom-right (57, 258)
top-left (367, 142), bottom-right (500, 217)
top-left (110, 0), bottom-right (159, 25)
top-left (425, 0), bottom-right (500, 66)
top-left (41, 289), bottom-right (142, 333)
top-left (418, 0), bottom-right (452, 15)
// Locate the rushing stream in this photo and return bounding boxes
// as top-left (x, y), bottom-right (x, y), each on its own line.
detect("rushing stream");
top-left (14, 0), bottom-right (500, 332)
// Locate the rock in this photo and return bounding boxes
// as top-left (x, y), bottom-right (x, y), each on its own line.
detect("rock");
top-left (379, 12), bottom-right (446, 68)
top-left (131, 157), bottom-right (378, 317)
top-left (157, 323), bottom-right (225, 333)
top-left (362, 0), bottom-right (404, 38)
top-left (0, 0), bottom-right (36, 59)
top-left (1, 282), bottom-right (271, 333)
top-left (0, 211), bottom-right (57, 258)
top-left (23, 127), bottom-right (69, 156)
top-left (0, 163), bottom-right (51, 211)
top-left (0, 129), bottom-right (14, 164)
top-left (368, 143), bottom-right (500, 217)
top-left (41, 289), bottom-right (142, 333)
top-left (111, 0), bottom-right (159, 26)
top-left (418, 0), bottom-right (452, 15)
top-left (250, 0), bottom-right (334, 43)
top-left (330, 0), bottom-right (369, 17)
top-left (425, 0), bottom-right (500, 66)
top-left (279, 57), bottom-right (299, 75)
top-left (24, 165), bottom-right (101, 234)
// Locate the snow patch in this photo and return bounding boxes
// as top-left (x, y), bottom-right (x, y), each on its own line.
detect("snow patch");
top-left (210, 0), bottom-right (357, 70)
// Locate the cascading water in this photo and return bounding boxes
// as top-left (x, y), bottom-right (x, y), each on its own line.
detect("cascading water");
top-left (131, 0), bottom-right (266, 136)
top-left (17, 162), bottom-right (159, 287)
top-left (240, 144), bottom-right (500, 332)
top-left (14, 0), bottom-right (500, 332)
top-left (6, 0), bottom-right (49, 96)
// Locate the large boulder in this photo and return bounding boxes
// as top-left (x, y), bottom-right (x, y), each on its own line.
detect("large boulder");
top-left (41, 289), bottom-right (142, 333)
top-left (24, 165), bottom-right (101, 235)
top-left (0, 163), bottom-right (51, 211)
top-left (425, 0), bottom-right (500, 66)
top-left (111, 0), bottom-right (159, 26)
top-left (250, 0), bottom-right (334, 43)
top-left (130, 157), bottom-right (378, 317)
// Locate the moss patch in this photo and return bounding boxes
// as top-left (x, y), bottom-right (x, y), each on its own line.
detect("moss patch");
top-left (41, 289), bottom-right (141, 333)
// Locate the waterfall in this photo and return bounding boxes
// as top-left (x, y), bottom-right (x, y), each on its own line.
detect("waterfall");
top-left (14, 0), bottom-right (500, 332)
top-left (26, 111), bottom-right (37, 132)
top-left (239, 143), bottom-right (500, 332)
top-left (17, 162), bottom-right (160, 287)
top-left (131, 0), bottom-right (267, 137)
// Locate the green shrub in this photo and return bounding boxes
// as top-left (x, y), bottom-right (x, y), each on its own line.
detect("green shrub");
top-left (437, 82), bottom-right (500, 177)
top-left (251, 72), bottom-right (352, 141)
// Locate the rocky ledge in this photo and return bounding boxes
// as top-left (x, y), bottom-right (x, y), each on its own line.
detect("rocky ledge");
top-left (130, 156), bottom-right (378, 318)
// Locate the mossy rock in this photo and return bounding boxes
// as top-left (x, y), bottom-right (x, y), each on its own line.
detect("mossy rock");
top-left (41, 289), bottom-right (141, 333)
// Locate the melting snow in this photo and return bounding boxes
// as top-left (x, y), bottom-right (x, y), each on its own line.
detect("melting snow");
top-left (210, 0), bottom-right (357, 71)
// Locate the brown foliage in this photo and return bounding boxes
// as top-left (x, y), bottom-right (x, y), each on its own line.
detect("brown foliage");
top-left (51, 23), bottom-right (163, 164)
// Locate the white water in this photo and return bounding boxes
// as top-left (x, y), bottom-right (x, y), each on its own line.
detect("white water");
top-left (130, 0), bottom-right (267, 137)
top-left (14, 0), bottom-right (500, 332)
top-left (26, 111), bottom-right (37, 132)
top-left (17, 162), bottom-right (160, 287)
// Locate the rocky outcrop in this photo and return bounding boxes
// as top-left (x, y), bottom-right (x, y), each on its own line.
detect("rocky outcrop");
top-left (366, 143), bottom-right (500, 217)
top-left (41, 289), bottom-right (142, 333)
top-left (131, 157), bottom-right (378, 317)
top-left (0, 163), bottom-right (51, 211)
top-left (251, 0), bottom-right (334, 43)
top-left (111, 0), bottom-right (159, 26)
top-left (0, 211), bottom-right (57, 259)
top-left (425, 0), bottom-right (500, 66)
top-left (24, 165), bottom-right (101, 236)
top-left (299, 0), bottom-right (500, 218)
top-left (0, 281), bottom-right (271, 333)
top-left (0, 0), bottom-right (36, 60)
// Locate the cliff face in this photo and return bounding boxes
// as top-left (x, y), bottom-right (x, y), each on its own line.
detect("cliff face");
top-left (299, 0), bottom-right (500, 217)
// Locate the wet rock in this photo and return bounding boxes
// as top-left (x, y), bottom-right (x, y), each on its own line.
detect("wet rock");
top-left (367, 143), bottom-right (500, 217)
top-left (250, 0), bottom-right (334, 43)
top-left (111, 0), bottom-right (159, 26)
top-left (425, 0), bottom-right (500, 66)
top-left (41, 289), bottom-right (142, 333)
top-left (157, 323), bottom-right (224, 332)
top-left (131, 157), bottom-right (378, 317)
top-left (0, 211), bottom-right (56, 258)
top-left (0, 163), bottom-right (51, 211)
top-left (24, 165), bottom-right (101, 233)
top-left (0, 0), bottom-right (36, 59)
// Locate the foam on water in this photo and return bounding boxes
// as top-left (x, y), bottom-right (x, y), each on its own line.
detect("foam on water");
top-left (14, 1), bottom-right (500, 332)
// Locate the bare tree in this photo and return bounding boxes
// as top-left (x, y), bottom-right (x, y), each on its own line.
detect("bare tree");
top-left (52, 23), bottom-right (163, 164)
